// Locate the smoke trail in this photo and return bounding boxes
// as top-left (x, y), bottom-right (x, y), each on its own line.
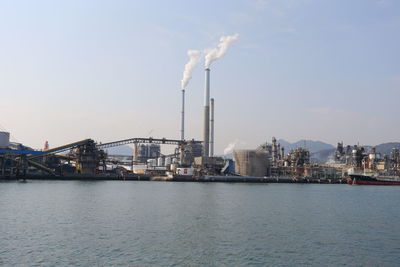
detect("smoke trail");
top-left (224, 139), bottom-right (239, 155)
top-left (181, 50), bottom-right (202, 89)
top-left (204, 33), bottom-right (239, 68)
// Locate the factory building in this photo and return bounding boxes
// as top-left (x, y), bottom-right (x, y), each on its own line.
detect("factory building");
top-left (181, 140), bottom-right (203, 166)
top-left (136, 144), bottom-right (161, 163)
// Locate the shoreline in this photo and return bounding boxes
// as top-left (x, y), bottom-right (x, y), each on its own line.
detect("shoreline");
top-left (0, 174), bottom-right (346, 184)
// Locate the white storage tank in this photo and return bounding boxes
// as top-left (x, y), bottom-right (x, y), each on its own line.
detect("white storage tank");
top-left (0, 132), bottom-right (10, 148)
top-left (157, 157), bottom-right (164, 167)
top-left (165, 157), bottom-right (172, 166)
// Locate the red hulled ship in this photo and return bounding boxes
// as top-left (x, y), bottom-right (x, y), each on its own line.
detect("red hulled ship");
top-left (348, 173), bottom-right (400, 185)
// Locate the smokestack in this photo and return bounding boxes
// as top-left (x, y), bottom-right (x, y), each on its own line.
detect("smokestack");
top-left (180, 50), bottom-right (201, 142)
top-left (181, 89), bottom-right (185, 141)
top-left (210, 98), bottom-right (214, 157)
top-left (203, 68), bottom-right (210, 157)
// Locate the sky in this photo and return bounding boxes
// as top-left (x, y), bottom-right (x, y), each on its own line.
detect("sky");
top-left (0, 0), bottom-right (399, 154)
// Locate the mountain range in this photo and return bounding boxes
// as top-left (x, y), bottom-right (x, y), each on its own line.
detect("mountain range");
top-left (310, 142), bottom-right (400, 163)
top-left (277, 139), bottom-right (335, 153)
top-left (375, 142), bottom-right (400, 155)
top-left (105, 145), bottom-right (133, 156)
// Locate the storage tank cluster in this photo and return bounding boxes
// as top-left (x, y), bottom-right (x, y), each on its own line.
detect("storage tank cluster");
top-left (146, 156), bottom-right (180, 168)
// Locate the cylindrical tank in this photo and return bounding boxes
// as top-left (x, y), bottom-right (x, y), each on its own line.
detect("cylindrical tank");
top-left (165, 157), bottom-right (172, 166)
top-left (176, 167), bottom-right (194, 176)
top-left (0, 132), bottom-right (10, 148)
top-left (233, 149), bottom-right (269, 177)
top-left (157, 157), bottom-right (164, 167)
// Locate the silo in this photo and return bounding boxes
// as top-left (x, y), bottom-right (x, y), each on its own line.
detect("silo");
top-left (165, 157), bottom-right (172, 166)
top-left (233, 150), bottom-right (270, 177)
top-left (157, 157), bottom-right (165, 167)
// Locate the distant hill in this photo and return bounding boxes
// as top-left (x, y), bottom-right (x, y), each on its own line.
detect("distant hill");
top-left (375, 142), bottom-right (400, 155)
top-left (310, 148), bottom-right (336, 163)
top-left (277, 139), bottom-right (335, 153)
top-left (105, 145), bottom-right (133, 156)
top-left (336, 142), bottom-right (400, 156)
top-left (310, 142), bottom-right (400, 163)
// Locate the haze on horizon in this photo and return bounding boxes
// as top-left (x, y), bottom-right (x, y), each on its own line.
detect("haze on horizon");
top-left (0, 0), bottom-right (399, 154)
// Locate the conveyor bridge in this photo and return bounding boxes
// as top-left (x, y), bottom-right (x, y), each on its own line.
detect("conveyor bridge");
top-left (96, 137), bottom-right (201, 149)
top-left (27, 139), bottom-right (93, 159)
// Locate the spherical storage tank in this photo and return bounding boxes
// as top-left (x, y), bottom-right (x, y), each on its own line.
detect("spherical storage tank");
top-left (0, 132), bottom-right (10, 148)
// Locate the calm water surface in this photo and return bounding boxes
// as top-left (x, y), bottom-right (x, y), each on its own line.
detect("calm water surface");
top-left (1, 181), bottom-right (399, 266)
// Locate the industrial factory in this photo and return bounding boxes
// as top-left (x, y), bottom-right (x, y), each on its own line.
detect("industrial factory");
top-left (0, 58), bottom-right (228, 180)
top-left (1, 32), bottom-right (399, 184)
top-left (233, 137), bottom-right (338, 181)
top-left (1, 127), bottom-right (400, 183)
top-left (329, 142), bottom-right (400, 177)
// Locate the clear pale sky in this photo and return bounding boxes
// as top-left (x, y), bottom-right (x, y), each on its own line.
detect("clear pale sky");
top-left (0, 0), bottom-right (399, 153)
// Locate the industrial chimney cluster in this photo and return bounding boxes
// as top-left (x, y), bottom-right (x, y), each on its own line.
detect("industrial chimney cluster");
top-left (180, 34), bottom-right (239, 157)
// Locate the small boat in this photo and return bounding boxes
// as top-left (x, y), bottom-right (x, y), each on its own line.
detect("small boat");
top-left (348, 173), bottom-right (400, 185)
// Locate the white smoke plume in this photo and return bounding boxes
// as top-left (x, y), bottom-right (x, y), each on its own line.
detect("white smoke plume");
top-left (181, 50), bottom-right (202, 89)
top-left (224, 139), bottom-right (239, 155)
top-left (204, 33), bottom-right (239, 68)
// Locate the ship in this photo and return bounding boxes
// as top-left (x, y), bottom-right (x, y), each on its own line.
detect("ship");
top-left (348, 173), bottom-right (400, 185)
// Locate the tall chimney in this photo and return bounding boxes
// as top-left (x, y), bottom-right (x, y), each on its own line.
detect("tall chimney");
top-left (203, 68), bottom-right (210, 157)
top-left (210, 98), bottom-right (214, 157)
top-left (181, 89), bottom-right (185, 141)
